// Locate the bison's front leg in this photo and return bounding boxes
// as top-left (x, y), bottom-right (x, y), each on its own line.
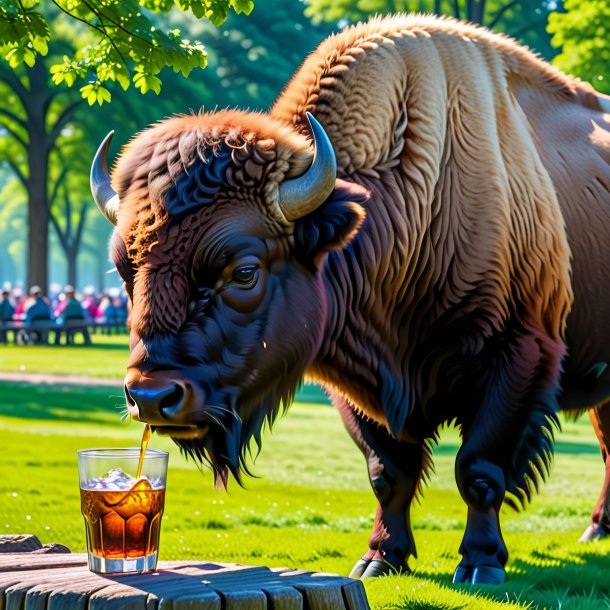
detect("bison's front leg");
top-left (334, 397), bottom-right (425, 579)
top-left (454, 450), bottom-right (508, 585)
top-left (580, 401), bottom-right (610, 541)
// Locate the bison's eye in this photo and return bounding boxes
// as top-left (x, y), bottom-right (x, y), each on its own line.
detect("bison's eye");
top-left (232, 264), bottom-right (258, 286)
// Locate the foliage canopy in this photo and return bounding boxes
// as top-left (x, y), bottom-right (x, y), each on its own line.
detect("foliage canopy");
top-left (548, 0), bottom-right (610, 94)
top-left (0, 0), bottom-right (254, 104)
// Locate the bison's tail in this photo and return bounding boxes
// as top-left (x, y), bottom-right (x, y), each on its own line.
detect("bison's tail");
top-left (504, 382), bottom-right (561, 510)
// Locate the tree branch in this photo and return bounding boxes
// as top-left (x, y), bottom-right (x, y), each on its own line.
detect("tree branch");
top-left (510, 17), bottom-right (547, 39)
top-left (5, 159), bottom-right (28, 187)
top-left (42, 88), bottom-right (73, 117)
top-left (82, 0), bottom-right (158, 48)
top-left (0, 119), bottom-right (28, 150)
top-left (48, 166), bottom-right (69, 209)
top-left (487, 0), bottom-right (520, 29)
top-left (0, 107), bottom-right (27, 131)
top-left (75, 201), bottom-right (89, 249)
top-left (46, 99), bottom-right (83, 150)
top-left (50, 0), bottom-right (127, 66)
top-left (63, 186), bottom-right (73, 239)
top-left (0, 64), bottom-right (29, 107)
top-left (49, 210), bottom-right (69, 250)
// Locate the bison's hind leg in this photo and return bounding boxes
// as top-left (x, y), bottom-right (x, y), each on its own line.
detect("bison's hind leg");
top-left (333, 396), bottom-right (427, 579)
top-left (454, 323), bottom-right (564, 585)
top-left (580, 401), bottom-right (610, 541)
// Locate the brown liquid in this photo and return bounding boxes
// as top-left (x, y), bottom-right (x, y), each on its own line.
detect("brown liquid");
top-left (80, 481), bottom-right (165, 559)
top-left (136, 424), bottom-right (151, 479)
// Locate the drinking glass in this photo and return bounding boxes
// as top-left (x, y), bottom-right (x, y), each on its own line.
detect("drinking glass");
top-left (77, 448), bottom-right (168, 574)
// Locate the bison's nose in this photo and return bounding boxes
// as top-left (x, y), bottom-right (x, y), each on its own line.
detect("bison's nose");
top-left (124, 370), bottom-right (197, 425)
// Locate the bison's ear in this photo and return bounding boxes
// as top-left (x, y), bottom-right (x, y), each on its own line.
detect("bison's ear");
top-left (294, 179), bottom-right (368, 269)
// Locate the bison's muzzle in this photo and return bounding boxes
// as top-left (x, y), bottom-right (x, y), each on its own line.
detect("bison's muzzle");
top-left (124, 369), bottom-right (208, 439)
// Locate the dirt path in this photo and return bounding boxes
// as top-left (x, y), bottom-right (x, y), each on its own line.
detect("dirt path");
top-left (0, 371), bottom-right (122, 387)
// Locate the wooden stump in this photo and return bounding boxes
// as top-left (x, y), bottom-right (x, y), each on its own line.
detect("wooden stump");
top-left (0, 535), bottom-right (70, 555)
top-left (0, 553), bottom-right (370, 610)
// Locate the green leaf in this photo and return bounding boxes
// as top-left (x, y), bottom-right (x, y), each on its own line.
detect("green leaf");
top-left (230, 0), bottom-right (254, 15)
top-left (115, 69), bottom-right (130, 91)
top-left (1, 0), bottom-right (250, 97)
top-left (96, 86), bottom-right (111, 105)
top-left (31, 36), bottom-right (48, 55)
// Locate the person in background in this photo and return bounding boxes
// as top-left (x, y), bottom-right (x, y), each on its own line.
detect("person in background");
top-left (24, 286), bottom-right (53, 344)
top-left (56, 285), bottom-right (89, 344)
top-left (12, 288), bottom-right (25, 320)
top-left (0, 290), bottom-right (15, 343)
top-left (81, 285), bottom-right (99, 320)
top-left (25, 286), bottom-right (52, 323)
top-left (55, 285), bottom-right (85, 321)
top-left (0, 289), bottom-right (14, 322)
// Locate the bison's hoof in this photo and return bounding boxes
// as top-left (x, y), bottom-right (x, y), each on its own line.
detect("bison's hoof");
top-left (349, 558), bottom-right (371, 579)
top-left (579, 523), bottom-right (610, 542)
top-left (453, 565), bottom-right (505, 585)
top-left (472, 566), bottom-right (505, 585)
top-left (452, 566), bottom-right (471, 583)
top-left (360, 559), bottom-right (408, 578)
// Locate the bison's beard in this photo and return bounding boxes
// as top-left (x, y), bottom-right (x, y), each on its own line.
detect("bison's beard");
top-left (171, 376), bottom-right (300, 489)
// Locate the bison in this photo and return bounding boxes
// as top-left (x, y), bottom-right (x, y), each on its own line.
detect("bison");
top-left (91, 15), bottom-right (610, 584)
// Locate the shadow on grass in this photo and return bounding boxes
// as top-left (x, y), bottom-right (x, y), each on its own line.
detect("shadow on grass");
top-left (0, 381), bottom-right (329, 426)
top-left (0, 382), bottom-right (124, 425)
top-left (412, 543), bottom-right (610, 609)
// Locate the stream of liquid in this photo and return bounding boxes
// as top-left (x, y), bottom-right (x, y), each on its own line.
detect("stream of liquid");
top-left (136, 424), bottom-right (152, 479)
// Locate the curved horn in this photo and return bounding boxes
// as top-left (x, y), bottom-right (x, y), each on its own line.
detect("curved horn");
top-left (91, 131), bottom-right (119, 225)
top-left (278, 112), bottom-right (337, 221)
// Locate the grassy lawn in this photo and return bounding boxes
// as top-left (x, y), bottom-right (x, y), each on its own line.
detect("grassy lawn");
top-left (0, 334), bottom-right (130, 378)
top-left (0, 338), bottom-right (329, 403)
top-left (1, 381), bottom-right (610, 609)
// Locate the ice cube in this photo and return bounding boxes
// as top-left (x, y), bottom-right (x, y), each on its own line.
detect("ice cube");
top-left (82, 468), bottom-right (164, 492)
top-left (103, 468), bottom-right (136, 490)
top-left (82, 468), bottom-right (135, 491)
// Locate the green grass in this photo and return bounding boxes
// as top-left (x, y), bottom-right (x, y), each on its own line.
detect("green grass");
top-left (1, 381), bottom-right (610, 609)
top-left (0, 334), bottom-right (130, 378)
top-left (0, 337), bottom-right (330, 404)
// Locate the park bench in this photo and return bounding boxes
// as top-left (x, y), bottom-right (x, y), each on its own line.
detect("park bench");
top-left (0, 535), bottom-right (370, 609)
top-left (0, 320), bottom-right (126, 346)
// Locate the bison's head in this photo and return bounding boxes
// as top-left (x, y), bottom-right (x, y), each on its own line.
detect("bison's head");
top-left (91, 111), bottom-right (368, 486)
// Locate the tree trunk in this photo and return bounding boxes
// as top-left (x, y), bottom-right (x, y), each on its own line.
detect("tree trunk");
top-left (25, 62), bottom-right (50, 293)
top-left (26, 138), bottom-right (49, 293)
top-left (96, 253), bottom-right (106, 292)
top-left (67, 246), bottom-right (77, 288)
top-left (467, 0), bottom-right (486, 24)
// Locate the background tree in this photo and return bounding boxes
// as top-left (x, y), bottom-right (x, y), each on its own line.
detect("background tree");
top-left (0, 175), bottom-right (26, 284)
top-left (0, 0), bottom-right (332, 291)
top-left (47, 149), bottom-right (90, 288)
top-left (185, 0), bottom-right (333, 109)
top-left (0, 0), bottom-right (254, 102)
top-left (305, 0), bottom-right (563, 60)
top-left (548, 0), bottom-right (610, 94)
top-left (0, 50), bottom-right (82, 294)
top-left (0, 0), bottom-right (253, 294)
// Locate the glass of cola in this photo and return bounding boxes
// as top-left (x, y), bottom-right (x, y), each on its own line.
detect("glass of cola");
top-left (77, 447), bottom-right (169, 574)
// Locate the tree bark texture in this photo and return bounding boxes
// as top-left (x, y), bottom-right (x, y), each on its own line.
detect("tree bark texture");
top-left (25, 62), bottom-right (50, 292)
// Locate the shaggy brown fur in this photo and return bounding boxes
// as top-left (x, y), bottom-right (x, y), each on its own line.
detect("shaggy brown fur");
top-left (273, 14), bottom-right (575, 417)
